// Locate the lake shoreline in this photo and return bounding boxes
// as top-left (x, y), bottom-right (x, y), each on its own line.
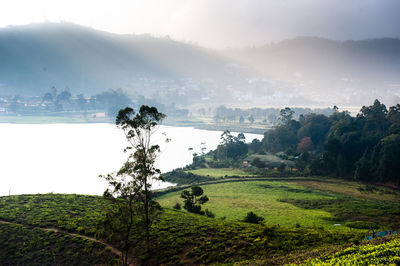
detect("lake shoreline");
top-left (0, 123), bottom-right (263, 196)
top-left (0, 115), bottom-right (269, 134)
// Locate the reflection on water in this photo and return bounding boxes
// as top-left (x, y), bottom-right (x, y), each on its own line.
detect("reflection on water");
top-left (0, 124), bottom-right (262, 196)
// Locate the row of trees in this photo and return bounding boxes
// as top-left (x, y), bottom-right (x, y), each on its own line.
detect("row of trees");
top-left (212, 105), bottom-right (334, 125)
top-left (41, 87), bottom-right (133, 117)
top-left (39, 87), bottom-right (189, 118)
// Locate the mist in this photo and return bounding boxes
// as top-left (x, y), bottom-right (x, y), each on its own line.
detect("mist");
top-left (1, 0), bottom-right (400, 48)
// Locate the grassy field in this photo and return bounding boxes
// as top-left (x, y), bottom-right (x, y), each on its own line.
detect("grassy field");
top-left (0, 114), bottom-right (268, 133)
top-left (157, 180), bottom-right (344, 228)
top-left (164, 116), bottom-right (270, 134)
top-left (290, 177), bottom-right (400, 202)
top-left (156, 178), bottom-right (400, 230)
top-left (0, 193), bottom-right (361, 264)
top-left (185, 168), bottom-right (256, 178)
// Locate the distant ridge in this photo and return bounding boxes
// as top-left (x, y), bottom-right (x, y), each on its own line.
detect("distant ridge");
top-left (0, 23), bottom-right (399, 106)
top-left (0, 22), bottom-right (232, 96)
top-left (224, 36), bottom-right (400, 84)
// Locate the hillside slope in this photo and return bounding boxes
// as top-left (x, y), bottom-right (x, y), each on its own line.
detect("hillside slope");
top-left (0, 22), bottom-right (234, 96)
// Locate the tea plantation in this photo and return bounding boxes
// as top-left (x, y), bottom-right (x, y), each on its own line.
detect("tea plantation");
top-left (1, 177), bottom-right (400, 264)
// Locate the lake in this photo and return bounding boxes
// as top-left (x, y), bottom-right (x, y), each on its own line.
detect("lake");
top-left (0, 124), bottom-right (262, 196)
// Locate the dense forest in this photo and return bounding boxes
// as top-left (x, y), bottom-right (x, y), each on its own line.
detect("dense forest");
top-left (189, 99), bottom-right (400, 184)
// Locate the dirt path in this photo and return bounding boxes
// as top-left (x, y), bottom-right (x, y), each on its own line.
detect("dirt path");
top-left (0, 219), bottom-right (135, 266)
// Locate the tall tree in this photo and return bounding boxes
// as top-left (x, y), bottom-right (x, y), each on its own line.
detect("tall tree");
top-left (279, 107), bottom-right (295, 125)
top-left (101, 105), bottom-right (166, 264)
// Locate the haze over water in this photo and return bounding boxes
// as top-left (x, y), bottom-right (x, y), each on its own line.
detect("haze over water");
top-left (0, 124), bottom-right (262, 196)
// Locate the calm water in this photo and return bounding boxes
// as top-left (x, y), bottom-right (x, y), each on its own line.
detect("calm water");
top-left (0, 124), bottom-right (262, 196)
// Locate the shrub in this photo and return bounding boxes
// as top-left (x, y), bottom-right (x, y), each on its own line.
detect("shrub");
top-left (204, 209), bottom-right (215, 218)
top-left (173, 203), bottom-right (181, 210)
top-left (243, 211), bottom-right (264, 224)
top-left (346, 221), bottom-right (380, 229)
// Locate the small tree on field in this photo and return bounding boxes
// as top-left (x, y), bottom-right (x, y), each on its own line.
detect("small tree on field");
top-left (243, 211), bottom-right (264, 224)
top-left (181, 186), bottom-right (209, 214)
top-left (100, 105), bottom-right (166, 265)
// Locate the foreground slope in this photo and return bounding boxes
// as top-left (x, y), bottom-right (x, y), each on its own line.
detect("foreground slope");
top-left (306, 236), bottom-right (400, 265)
top-left (0, 177), bottom-right (399, 264)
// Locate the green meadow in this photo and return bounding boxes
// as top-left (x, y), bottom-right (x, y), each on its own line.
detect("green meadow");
top-left (157, 178), bottom-right (400, 230)
top-left (157, 180), bottom-right (342, 228)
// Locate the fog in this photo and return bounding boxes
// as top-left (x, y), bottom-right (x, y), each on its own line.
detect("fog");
top-left (0, 0), bottom-right (399, 48)
top-left (0, 1), bottom-right (399, 108)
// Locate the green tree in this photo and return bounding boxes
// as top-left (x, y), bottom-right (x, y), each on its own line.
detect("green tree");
top-left (57, 90), bottom-right (72, 102)
top-left (96, 89), bottom-right (132, 117)
top-left (387, 104), bottom-right (400, 133)
top-left (76, 94), bottom-right (86, 110)
top-left (279, 107), bottom-right (294, 125)
top-left (42, 92), bottom-right (53, 101)
top-left (278, 162), bottom-right (286, 173)
top-left (216, 131), bottom-right (248, 161)
top-left (51, 86), bottom-right (58, 99)
top-left (296, 152), bottom-right (310, 172)
top-left (101, 105), bottom-right (166, 263)
top-left (297, 113), bottom-right (331, 148)
top-left (370, 134), bottom-right (400, 183)
top-left (248, 115), bottom-right (255, 124)
top-left (181, 186), bottom-right (209, 215)
top-left (220, 130), bottom-right (235, 145)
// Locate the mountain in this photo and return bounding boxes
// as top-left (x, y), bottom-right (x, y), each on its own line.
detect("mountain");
top-left (0, 23), bottom-right (399, 107)
top-left (0, 22), bottom-right (236, 98)
top-left (223, 37), bottom-right (400, 106)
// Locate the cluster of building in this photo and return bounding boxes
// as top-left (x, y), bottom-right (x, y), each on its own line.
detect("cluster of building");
top-left (0, 95), bottom-right (93, 115)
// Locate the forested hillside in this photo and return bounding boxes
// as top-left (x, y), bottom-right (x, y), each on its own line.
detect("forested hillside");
top-left (180, 99), bottom-right (400, 184)
top-left (259, 99), bottom-right (400, 183)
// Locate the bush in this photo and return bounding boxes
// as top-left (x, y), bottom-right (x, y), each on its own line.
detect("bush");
top-left (204, 209), bottom-right (215, 218)
top-left (173, 203), bottom-right (181, 210)
top-left (346, 221), bottom-right (380, 229)
top-left (243, 211), bottom-right (264, 224)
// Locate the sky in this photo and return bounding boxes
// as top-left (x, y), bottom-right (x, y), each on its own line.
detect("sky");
top-left (0, 0), bottom-right (399, 48)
